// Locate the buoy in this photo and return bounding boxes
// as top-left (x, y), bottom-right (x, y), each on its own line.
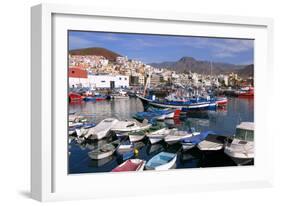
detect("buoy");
top-left (134, 149), bottom-right (139, 155)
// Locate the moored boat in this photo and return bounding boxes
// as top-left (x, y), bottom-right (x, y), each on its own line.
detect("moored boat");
top-left (224, 122), bottom-right (254, 165)
top-left (88, 141), bottom-right (119, 160)
top-left (116, 141), bottom-right (135, 160)
top-left (137, 94), bottom-right (213, 111)
top-left (147, 128), bottom-right (171, 144)
top-left (112, 159), bottom-right (146, 172)
top-left (215, 96), bottom-right (228, 106)
top-left (181, 131), bottom-right (216, 151)
top-left (111, 119), bottom-right (151, 133)
top-left (164, 129), bottom-right (200, 145)
top-left (129, 130), bottom-right (147, 142)
top-left (197, 135), bottom-right (227, 152)
top-left (237, 87), bottom-right (254, 98)
top-left (69, 92), bottom-right (83, 103)
top-left (83, 96), bottom-right (96, 101)
top-left (84, 118), bottom-right (119, 140)
top-left (93, 94), bottom-right (107, 101)
top-left (145, 152), bottom-right (177, 170)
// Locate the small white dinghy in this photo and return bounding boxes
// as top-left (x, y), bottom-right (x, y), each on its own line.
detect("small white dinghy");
top-left (197, 135), bottom-right (226, 151)
top-left (145, 152), bottom-right (177, 170)
top-left (88, 141), bottom-right (119, 160)
top-left (111, 119), bottom-right (151, 133)
top-left (164, 129), bottom-right (200, 145)
top-left (147, 128), bottom-right (171, 144)
top-left (84, 118), bottom-right (119, 140)
top-left (129, 130), bottom-right (147, 142)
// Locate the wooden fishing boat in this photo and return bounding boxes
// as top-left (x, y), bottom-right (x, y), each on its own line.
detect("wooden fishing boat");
top-left (84, 118), bottom-right (119, 140)
top-left (88, 141), bottom-right (119, 160)
top-left (69, 92), bottom-right (83, 103)
top-left (111, 119), bottom-right (151, 133)
top-left (215, 96), bottom-right (228, 106)
top-left (181, 131), bottom-right (216, 151)
top-left (147, 128), bottom-right (171, 144)
top-left (129, 130), bottom-right (147, 142)
top-left (197, 135), bottom-right (227, 151)
top-left (164, 129), bottom-right (200, 145)
top-left (145, 152), bottom-right (177, 170)
top-left (116, 141), bottom-right (135, 161)
top-left (137, 94), bottom-right (213, 111)
top-left (112, 159), bottom-right (146, 172)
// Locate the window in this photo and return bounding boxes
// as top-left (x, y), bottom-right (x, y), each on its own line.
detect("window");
top-left (235, 128), bottom-right (254, 141)
top-left (125, 78), bottom-right (127, 80)
top-left (101, 80), bottom-right (105, 83)
top-left (119, 77), bottom-right (122, 80)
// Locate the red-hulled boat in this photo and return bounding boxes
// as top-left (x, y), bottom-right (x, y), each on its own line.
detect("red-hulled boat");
top-left (112, 159), bottom-right (146, 172)
top-left (215, 96), bottom-right (228, 106)
top-left (69, 92), bottom-right (83, 103)
top-left (238, 87), bottom-right (254, 97)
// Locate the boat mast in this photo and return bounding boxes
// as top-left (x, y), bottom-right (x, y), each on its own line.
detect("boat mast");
top-left (210, 61), bottom-right (213, 77)
top-left (143, 69), bottom-right (151, 97)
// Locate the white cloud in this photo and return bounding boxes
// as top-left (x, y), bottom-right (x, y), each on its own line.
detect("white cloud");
top-left (181, 37), bottom-right (253, 58)
top-left (69, 35), bottom-right (101, 49)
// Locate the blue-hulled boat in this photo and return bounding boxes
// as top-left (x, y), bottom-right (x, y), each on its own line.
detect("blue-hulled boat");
top-left (145, 152), bottom-right (177, 170)
top-left (137, 95), bottom-right (217, 111)
top-left (83, 96), bottom-right (96, 101)
top-left (82, 123), bottom-right (96, 129)
top-left (181, 131), bottom-right (217, 151)
top-left (133, 109), bottom-right (175, 122)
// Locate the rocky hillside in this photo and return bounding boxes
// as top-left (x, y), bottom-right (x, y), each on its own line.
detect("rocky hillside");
top-left (69, 47), bottom-right (121, 61)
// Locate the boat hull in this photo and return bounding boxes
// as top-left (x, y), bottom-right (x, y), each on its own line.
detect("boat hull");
top-left (148, 136), bottom-right (164, 144)
top-left (88, 150), bottom-right (115, 160)
top-left (224, 144), bottom-right (254, 165)
top-left (145, 152), bottom-right (177, 170)
top-left (129, 135), bottom-right (145, 142)
top-left (112, 159), bottom-right (146, 172)
top-left (197, 141), bottom-right (224, 151)
top-left (182, 143), bottom-right (195, 151)
top-left (136, 95), bottom-right (214, 111)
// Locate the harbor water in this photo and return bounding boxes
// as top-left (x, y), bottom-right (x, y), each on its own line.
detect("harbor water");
top-left (68, 97), bottom-right (254, 174)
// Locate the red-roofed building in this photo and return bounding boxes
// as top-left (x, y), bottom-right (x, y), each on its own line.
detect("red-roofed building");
top-left (69, 67), bottom-right (88, 78)
top-left (69, 67), bottom-right (89, 88)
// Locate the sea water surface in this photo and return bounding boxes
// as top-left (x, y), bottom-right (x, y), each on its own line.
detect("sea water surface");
top-left (68, 97), bottom-right (254, 174)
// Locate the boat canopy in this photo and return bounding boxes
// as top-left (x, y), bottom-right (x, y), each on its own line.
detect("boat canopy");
top-left (236, 122), bottom-right (254, 131)
top-left (181, 131), bottom-right (216, 144)
top-left (235, 122), bottom-right (254, 141)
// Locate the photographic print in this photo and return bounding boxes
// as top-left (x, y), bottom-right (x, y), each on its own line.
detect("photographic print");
top-left (68, 31), bottom-right (254, 174)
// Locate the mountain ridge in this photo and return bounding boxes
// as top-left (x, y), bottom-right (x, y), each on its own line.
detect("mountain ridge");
top-left (150, 56), bottom-right (253, 77)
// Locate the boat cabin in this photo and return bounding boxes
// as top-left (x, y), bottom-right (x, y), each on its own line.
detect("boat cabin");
top-left (235, 122), bottom-right (254, 141)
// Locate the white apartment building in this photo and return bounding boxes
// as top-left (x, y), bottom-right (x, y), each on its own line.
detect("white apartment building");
top-left (88, 74), bottom-right (129, 89)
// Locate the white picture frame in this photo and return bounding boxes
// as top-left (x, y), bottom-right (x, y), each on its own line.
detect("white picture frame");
top-left (31, 3), bottom-right (274, 202)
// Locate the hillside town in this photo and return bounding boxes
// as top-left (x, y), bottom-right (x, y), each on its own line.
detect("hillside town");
top-left (68, 54), bottom-right (253, 90)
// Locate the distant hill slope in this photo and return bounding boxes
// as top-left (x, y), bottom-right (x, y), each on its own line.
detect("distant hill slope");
top-left (69, 47), bottom-right (121, 61)
top-left (238, 64), bottom-right (254, 78)
top-left (150, 57), bottom-right (250, 76)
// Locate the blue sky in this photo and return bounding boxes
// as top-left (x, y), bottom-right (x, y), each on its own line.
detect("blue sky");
top-left (69, 31), bottom-right (254, 65)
